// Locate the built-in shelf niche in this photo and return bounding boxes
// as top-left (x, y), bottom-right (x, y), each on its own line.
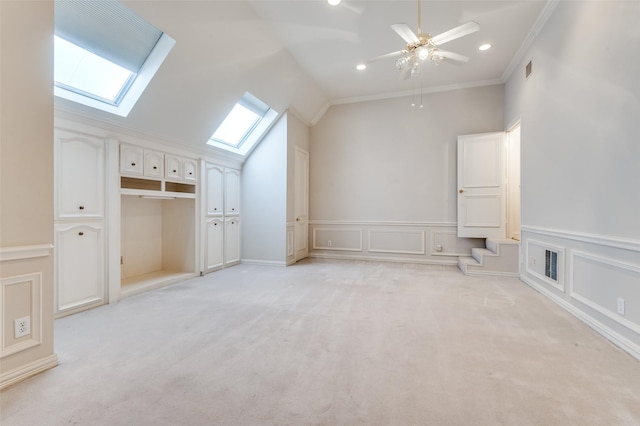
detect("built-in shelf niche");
top-left (120, 177), bottom-right (195, 196)
top-left (120, 194), bottom-right (196, 298)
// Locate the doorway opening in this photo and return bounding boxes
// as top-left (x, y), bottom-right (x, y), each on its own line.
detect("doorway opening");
top-left (506, 122), bottom-right (521, 241)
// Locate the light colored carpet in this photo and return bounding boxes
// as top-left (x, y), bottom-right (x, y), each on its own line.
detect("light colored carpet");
top-left (2, 259), bottom-right (639, 425)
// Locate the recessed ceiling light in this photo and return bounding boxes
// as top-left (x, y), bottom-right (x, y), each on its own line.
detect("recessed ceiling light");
top-left (479, 43), bottom-right (491, 51)
top-left (328, 0), bottom-right (341, 5)
top-left (356, 64), bottom-right (366, 71)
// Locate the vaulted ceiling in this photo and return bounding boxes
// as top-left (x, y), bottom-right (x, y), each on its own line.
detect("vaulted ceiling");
top-left (55, 0), bottom-right (550, 152)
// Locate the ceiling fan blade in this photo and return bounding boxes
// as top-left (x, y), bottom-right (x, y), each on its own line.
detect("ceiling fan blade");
top-left (433, 50), bottom-right (469, 64)
top-left (398, 63), bottom-right (412, 80)
top-left (391, 23), bottom-right (419, 44)
top-left (367, 50), bottom-right (405, 63)
top-left (431, 21), bottom-right (479, 46)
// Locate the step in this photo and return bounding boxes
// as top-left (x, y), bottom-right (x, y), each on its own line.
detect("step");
top-left (458, 238), bottom-right (520, 277)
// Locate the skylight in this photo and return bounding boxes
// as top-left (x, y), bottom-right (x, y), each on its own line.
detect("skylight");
top-left (54, 36), bottom-right (134, 104)
top-left (208, 92), bottom-right (279, 156)
top-left (54, 0), bottom-right (175, 117)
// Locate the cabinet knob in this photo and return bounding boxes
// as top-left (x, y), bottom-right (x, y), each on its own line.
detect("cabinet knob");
top-left (153, 166), bottom-right (157, 170)
top-left (79, 206), bottom-right (85, 210)
top-left (78, 232), bottom-right (84, 236)
top-left (189, 172), bottom-right (193, 175)
top-left (231, 221), bottom-right (235, 225)
top-left (214, 208), bottom-right (217, 211)
top-left (232, 208), bottom-right (235, 211)
top-left (214, 223), bottom-right (218, 226)
top-left (173, 169), bottom-right (177, 173)
top-left (131, 162), bottom-right (136, 166)
top-left (459, 189), bottom-right (464, 193)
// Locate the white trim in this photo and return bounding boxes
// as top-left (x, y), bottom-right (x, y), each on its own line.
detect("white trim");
top-left (309, 220), bottom-right (456, 227)
top-left (309, 252), bottom-right (458, 266)
top-left (501, 0), bottom-right (560, 83)
top-left (465, 269), bottom-right (520, 278)
top-left (310, 103), bottom-right (331, 126)
top-left (240, 259), bottom-right (286, 267)
top-left (0, 244), bottom-right (53, 262)
top-left (521, 274), bottom-right (640, 361)
top-left (331, 79), bottom-right (503, 106)
top-left (521, 226), bottom-right (640, 252)
top-left (0, 354), bottom-right (58, 390)
top-left (568, 250), bottom-right (640, 335)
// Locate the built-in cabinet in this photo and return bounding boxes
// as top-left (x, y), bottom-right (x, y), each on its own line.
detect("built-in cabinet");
top-left (54, 129), bottom-right (106, 317)
top-left (118, 144), bottom-right (198, 298)
top-left (203, 163), bottom-right (241, 273)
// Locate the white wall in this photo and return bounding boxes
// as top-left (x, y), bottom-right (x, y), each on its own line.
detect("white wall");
top-left (0, 0), bottom-right (57, 387)
top-left (505, 1), bottom-right (640, 358)
top-left (241, 115), bottom-right (288, 264)
top-left (308, 86), bottom-right (503, 263)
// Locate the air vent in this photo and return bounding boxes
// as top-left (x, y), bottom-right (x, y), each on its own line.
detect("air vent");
top-left (545, 249), bottom-right (558, 281)
top-left (525, 60), bottom-right (532, 79)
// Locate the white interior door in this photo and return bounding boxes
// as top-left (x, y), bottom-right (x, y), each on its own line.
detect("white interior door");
top-left (294, 147), bottom-right (309, 261)
top-left (457, 132), bottom-right (506, 239)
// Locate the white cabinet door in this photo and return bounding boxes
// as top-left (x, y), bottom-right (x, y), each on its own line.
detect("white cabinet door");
top-left (183, 159), bottom-right (197, 182)
top-left (144, 149), bottom-right (164, 178)
top-left (56, 132), bottom-right (104, 219)
top-left (165, 154), bottom-right (182, 180)
top-left (120, 144), bottom-right (143, 176)
top-left (224, 217), bottom-right (240, 265)
top-left (206, 217), bottom-right (224, 271)
top-left (55, 223), bottom-right (104, 314)
top-left (206, 164), bottom-right (224, 216)
top-left (225, 169), bottom-right (241, 216)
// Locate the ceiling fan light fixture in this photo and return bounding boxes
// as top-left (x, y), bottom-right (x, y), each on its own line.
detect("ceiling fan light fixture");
top-left (327, 0), bottom-right (341, 6)
top-left (417, 46), bottom-right (430, 61)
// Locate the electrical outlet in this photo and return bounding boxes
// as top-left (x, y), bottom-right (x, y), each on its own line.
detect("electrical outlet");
top-left (617, 297), bottom-right (625, 316)
top-left (14, 316), bottom-right (31, 338)
top-left (327, 240), bottom-right (332, 247)
top-left (436, 244), bottom-right (443, 252)
top-left (530, 257), bottom-right (536, 266)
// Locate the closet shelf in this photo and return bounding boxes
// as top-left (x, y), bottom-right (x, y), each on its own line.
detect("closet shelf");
top-left (120, 188), bottom-right (196, 199)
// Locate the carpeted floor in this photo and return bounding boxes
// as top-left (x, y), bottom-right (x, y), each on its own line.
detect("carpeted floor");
top-left (2, 259), bottom-right (639, 425)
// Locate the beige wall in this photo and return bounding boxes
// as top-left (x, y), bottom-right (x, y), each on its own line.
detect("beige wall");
top-left (0, 0), bottom-right (57, 385)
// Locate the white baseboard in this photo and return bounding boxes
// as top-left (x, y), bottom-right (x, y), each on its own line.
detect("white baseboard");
top-left (0, 353), bottom-right (58, 390)
top-left (521, 275), bottom-right (640, 361)
top-left (241, 259), bottom-right (287, 267)
top-left (465, 270), bottom-right (520, 278)
top-left (309, 252), bottom-right (458, 266)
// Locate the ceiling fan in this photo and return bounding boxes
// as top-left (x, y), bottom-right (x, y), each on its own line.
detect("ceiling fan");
top-left (369, 0), bottom-right (480, 79)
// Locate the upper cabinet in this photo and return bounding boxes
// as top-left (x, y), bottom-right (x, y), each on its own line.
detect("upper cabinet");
top-left (166, 154), bottom-right (197, 182)
top-left (120, 144), bottom-right (143, 176)
top-left (225, 169), bottom-right (240, 216)
top-left (55, 130), bottom-right (105, 219)
top-left (143, 149), bottom-right (164, 178)
top-left (120, 144), bottom-right (197, 185)
top-left (205, 164), bottom-right (224, 216)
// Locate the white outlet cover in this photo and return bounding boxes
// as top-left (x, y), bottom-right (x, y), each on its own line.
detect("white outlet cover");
top-left (14, 316), bottom-right (31, 338)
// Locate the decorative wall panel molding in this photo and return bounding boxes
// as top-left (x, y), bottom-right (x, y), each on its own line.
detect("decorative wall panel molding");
top-left (312, 228), bottom-right (363, 252)
top-left (0, 244), bottom-right (53, 262)
top-left (367, 229), bottom-right (425, 255)
top-left (522, 226), bottom-right (640, 253)
top-left (569, 251), bottom-right (640, 334)
top-left (1, 273), bottom-right (42, 358)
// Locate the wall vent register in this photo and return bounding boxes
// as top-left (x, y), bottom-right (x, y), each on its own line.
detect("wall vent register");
top-left (545, 249), bottom-right (558, 281)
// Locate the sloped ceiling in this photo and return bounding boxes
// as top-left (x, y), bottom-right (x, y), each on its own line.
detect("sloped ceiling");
top-left (54, 0), bottom-right (550, 153)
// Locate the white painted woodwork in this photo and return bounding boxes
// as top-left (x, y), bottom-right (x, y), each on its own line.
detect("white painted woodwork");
top-left (119, 144), bottom-right (143, 176)
top-left (55, 223), bottom-right (104, 313)
top-left (224, 217), bottom-right (240, 265)
top-left (507, 124), bottom-right (521, 241)
top-left (165, 154), bottom-right (182, 180)
top-left (457, 132), bottom-right (506, 239)
top-left (143, 149), bottom-right (164, 178)
top-left (294, 147), bottom-right (309, 261)
top-left (56, 132), bottom-right (104, 219)
top-left (205, 164), bottom-right (224, 216)
top-left (183, 159), bottom-right (197, 182)
top-left (224, 169), bottom-right (241, 216)
top-left (206, 218), bottom-right (224, 270)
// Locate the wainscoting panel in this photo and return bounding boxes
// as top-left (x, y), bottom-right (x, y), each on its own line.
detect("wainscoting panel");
top-left (1, 273), bottom-right (42, 358)
top-left (569, 251), bottom-right (640, 334)
top-left (520, 226), bottom-right (640, 360)
top-left (309, 221), bottom-right (483, 265)
top-left (312, 228), bottom-right (363, 252)
top-left (368, 229), bottom-right (425, 255)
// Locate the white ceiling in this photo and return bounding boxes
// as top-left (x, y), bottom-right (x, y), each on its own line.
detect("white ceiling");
top-left (56, 1), bottom-right (550, 151)
top-left (248, 0), bottom-right (549, 102)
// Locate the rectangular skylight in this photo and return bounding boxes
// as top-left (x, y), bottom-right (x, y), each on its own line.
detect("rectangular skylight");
top-left (54, 36), bottom-right (134, 104)
top-left (211, 104), bottom-right (263, 147)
